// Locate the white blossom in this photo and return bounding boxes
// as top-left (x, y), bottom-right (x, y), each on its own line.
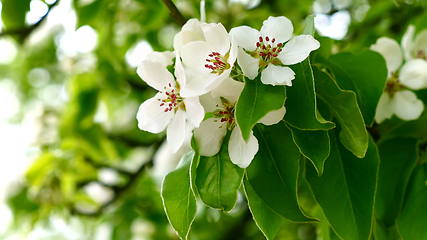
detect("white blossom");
top-left (371, 36), bottom-right (427, 123)
top-left (229, 16), bottom-right (320, 86)
top-left (194, 78), bottom-right (285, 168)
top-left (136, 51), bottom-right (204, 152)
top-left (173, 19), bottom-right (237, 97)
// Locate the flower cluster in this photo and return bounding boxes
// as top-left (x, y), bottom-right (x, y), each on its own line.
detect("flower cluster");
top-left (371, 25), bottom-right (427, 123)
top-left (136, 16), bottom-right (319, 168)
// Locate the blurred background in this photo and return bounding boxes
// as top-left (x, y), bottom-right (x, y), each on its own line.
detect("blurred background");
top-left (0, 0), bottom-right (426, 239)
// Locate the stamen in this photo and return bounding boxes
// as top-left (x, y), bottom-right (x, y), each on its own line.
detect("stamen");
top-left (205, 51), bottom-right (231, 75)
top-left (158, 83), bottom-right (184, 112)
top-left (254, 35), bottom-right (285, 64)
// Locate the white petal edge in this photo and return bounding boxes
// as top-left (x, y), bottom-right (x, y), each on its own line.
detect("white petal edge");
top-left (414, 29), bottom-right (427, 58)
top-left (260, 16), bottom-right (294, 43)
top-left (173, 18), bottom-right (205, 52)
top-left (137, 60), bottom-right (175, 91)
top-left (402, 25), bottom-right (415, 60)
top-left (392, 90), bottom-right (424, 121)
top-left (229, 26), bottom-right (259, 51)
top-left (370, 37), bottom-right (402, 74)
top-left (258, 106), bottom-right (286, 125)
top-left (137, 93), bottom-right (174, 133)
top-left (278, 35), bottom-right (320, 65)
top-left (184, 97), bottom-right (205, 128)
top-left (261, 64), bottom-right (295, 86)
top-left (399, 59), bottom-right (427, 90)
top-left (194, 118), bottom-right (227, 157)
top-left (201, 22), bottom-right (231, 54)
top-left (228, 126), bottom-right (259, 168)
top-left (374, 92), bottom-right (394, 124)
top-left (237, 48), bottom-right (259, 80)
top-left (166, 109), bottom-right (187, 153)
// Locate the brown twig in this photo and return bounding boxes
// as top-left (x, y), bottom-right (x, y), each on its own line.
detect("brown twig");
top-left (0, 0), bottom-right (60, 39)
top-left (161, 0), bottom-right (187, 26)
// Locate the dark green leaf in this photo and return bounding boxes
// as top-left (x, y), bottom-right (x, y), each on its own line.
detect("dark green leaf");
top-left (246, 122), bottom-right (312, 222)
top-left (244, 179), bottom-right (284, 240)
top-left (376, 138), bottom-right (418, 226)
top-left (285, 60), bottom-right (335, 131)
top-left (289, 126), bottom-right (330, 176)
top-left (314, 68), bottom-right (368, 158)
top-left (328, 50), bottom-right (388, 126)
top-left (161, 152), bottom-right (197, 240)
top-left (397, 164), bottom-right (427, 240)
top-left (235, 76), bottom-right (286, 141)
top-left (306, 133), bottom-right (379, 240)
top-left (195, 134), bottom-right (244, 211)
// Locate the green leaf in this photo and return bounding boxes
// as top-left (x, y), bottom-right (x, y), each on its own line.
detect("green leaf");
top-left (396, 164), bottom-right (427, 240)
top-left (243, 179), bottom-right (284, 240)
top-left (235, 76), bottom-right (286, 141)
top-left (195, 133), bottom-right (244, 211)
top-left (313, 68), bottom-right (369, 158)
top-left (376, 138), bottom-right (418, 226)
top-left (161, 152), bottom-right (197, 240)
top-left (1, 0), bottom-right (31, 30)
top-left (327, 50), bottom-right (388, 126)
top-left (285, 60), bottom-right (335, 131)
top-left (289, 126), bottom-right (330, 176)
top-left (306, 133), bottom-right (379, 240)
top-left (246, 122), bottom-right (312, 222)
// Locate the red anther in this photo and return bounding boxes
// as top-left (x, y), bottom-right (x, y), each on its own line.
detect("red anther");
top-left (164, 109), bottom-right (168, 112)
top-left (272, 48), bottom-right (277, 52)
top-left (262, 45), bottom-right (266, 50)
top-left (220, 118), bottom-right (227, 122)
top-left (209, 54), bottom-right (213, 57)
top-left (165, 92), bottom-right (169, 95)
top-left (277, 43), bottom-right (283, 47)
top-left (272, 38), bottom-right (276, 43)
top-left (273, 54), bottom-right (278, 57)
top-left (266, 36), bottom-right (269, 41)
top-left (259, 36), bottom-right (263, 42)
top-left (278, 49), bottom-right (282, 52)
top-left (206, 59), bottom-right (210, 62)
top-left (256, 42), bottom-right (260, 47)
top-left (160, 103), bottom-right (164, 106)
top-left (168, 83), bottom-right (172, 87)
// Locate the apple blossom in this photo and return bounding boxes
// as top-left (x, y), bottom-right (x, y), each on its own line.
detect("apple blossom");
top-left (173, 19), bottom-right (237, 97)
top-left (401, 25), bottom-right (427, 61)
top-left (136, 51), bottom-right (204, 152)
top-left (371, 37), bottom-right (427, 123)
top-left (229, 16), bottom-right (320, 86)
top-left (194, 79), bottom-right (286, 168)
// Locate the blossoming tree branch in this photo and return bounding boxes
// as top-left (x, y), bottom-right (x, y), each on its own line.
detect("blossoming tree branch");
top-left (136, 7), bottom-right (427, 240)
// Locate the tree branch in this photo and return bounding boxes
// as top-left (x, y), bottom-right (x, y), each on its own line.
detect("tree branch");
top-left (0, 0), bottom-right (60, 39)
top-left (162, 0), bottom-right (187, 26)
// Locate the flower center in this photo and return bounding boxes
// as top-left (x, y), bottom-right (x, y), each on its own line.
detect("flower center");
top-left (205, 52), bottom-right (230, 75)
top-left (213, 97), bottom-right (235, 130)
top-left (158, 83), bottom-right (184, 112)
top-left (416, 50), bottom-right (426, 60)
top-left (385, 73), bottom-right (404, 97)
top-left (253, 36), bottom-right (284, 67)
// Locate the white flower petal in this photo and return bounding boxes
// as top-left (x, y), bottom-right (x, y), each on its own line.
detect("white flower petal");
top-left (184, 97), bottom-right (205, 128)
top-left (332, 0), bottom-right (351, 9)
top-left (137, 94), bottom-right (174, 133)
top-left (258, 106), bottom-right (286, 125)
top-left (137, 60), bottom-right (175, 91)
top-left (370, 37), bottom-right (402, 74)
top-left (261, 65), bottom-right (295, 86)
top-left (375, 92), bottom-right (394, 123)
top-left (414, 29), bottom-right (427, 58)
top-left (210, 78), bottom-right (244, 103)
top-left (174, 55), bottom-right (186, 86)
top-left (144, 51), bottom-right (174, 67)
top-left (173, 19), bottom-right (205, 51)
top-left (279, 35), bottom-right (320, 65)
top-left (237, 48), bottom-right (259, 80)
top-left (180, 69), bottom-right (217, 97)
top-left (228, 127), bottom-right (259, 168)
top-left (167, 109), bottom-right (187, 152)
top-left (180, 41), bottom-right (212, 73)
top-left (194, 118), bottom-right (227, 157)
top-left (402, 25), bottom-right (415, 60)
top-left (229, 26), bottom-right (259, 51)
top-left (199, 93), bottom-right (222, 112)
top-left (399, 59), bottom-right (427, 90)
top-left (260, 16), bottom-right (293, 43)
top-left (201, 22), bottom-right (230, 54)
top-left (393, 90), bottom-right (424, 121)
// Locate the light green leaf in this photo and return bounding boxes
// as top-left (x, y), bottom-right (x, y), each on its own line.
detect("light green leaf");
top-left (328, 50), bottom-right (388, 126)
top-left (161, 152), bottom-right (197, 240)
top-left (289, 126), bottom-right (330, 176)
top-left (376, 138), bottom-right (418, 226)
top-left (244, 179), bottom-right (284, 240)
top-left (285, 60), bottom-right (335, 131)
top-left (306, 133), bottom-right (379, 240)
top-left (313, 68), bottom-right (368, 158)
top-left (235, 76), bottom-right (286, 141)
top-left (246, 122), bottom-right (312, 222)
top-left (396, 164), bottom-right (427, 240)
top-left (195, 133), bottom-right (244, 211)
